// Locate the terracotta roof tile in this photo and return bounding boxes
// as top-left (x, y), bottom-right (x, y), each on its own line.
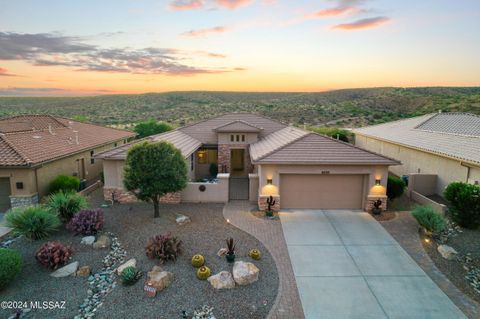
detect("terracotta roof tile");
top-left (0, 115), bottom-right (135, 167)
top-left (250, 126), bottom-right (308, 161)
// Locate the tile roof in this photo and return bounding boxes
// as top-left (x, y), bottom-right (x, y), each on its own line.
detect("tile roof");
top-left (354, 113), bottom-right (480, 165)
top-left (250, 126), bottom-right (308, 161)
top-left (95, 130), bottom-right (201, 160)
top-left (179, 113), bottom-right (286, 144)
top-left (213, 120), bottom-right (263, 133)
top-left (253, 132), bottom-right (400, 165)
top-left (0, 115), bottom-right (135, 167)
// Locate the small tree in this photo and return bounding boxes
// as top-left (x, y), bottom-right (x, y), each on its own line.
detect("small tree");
top-left (387, 176), bottom-right (405, 201)
top-left (134, 119), bottom-right (172, 138)
top-left (444, 182), bottom-right (480, 229)
top-left (124, 141), bottom-right (188, 218)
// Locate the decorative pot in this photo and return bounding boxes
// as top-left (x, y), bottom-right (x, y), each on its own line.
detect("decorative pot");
top-left (372, 207), bottom-right (382, 215)
top-left (226, 253), bottom-right (235, 263)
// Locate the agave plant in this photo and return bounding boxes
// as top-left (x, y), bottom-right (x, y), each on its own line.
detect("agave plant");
top-left (6, 205), bottom-right (60, 240)
top-left (46, 191), bottom-right (88, 222)
top-left (120, 266), bottom-right (142, 285)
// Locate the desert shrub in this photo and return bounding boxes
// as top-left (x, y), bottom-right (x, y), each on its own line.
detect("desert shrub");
top-left (5, 206), bottom-right (60, 240)
top-left (309, 126), bottom-right (352, 142)
top-left (411, 205), bottom-right (446, 233)
top-left (134, 119), bottom-right (172, 138)
top-left (444, 182), bottom-right (480, 229)
top-left (67, 209), bottom-right (104, 235)
top-left (0, 248), bottom-right (22, 290)
top-left (48, 175), bottom-right (80, 194)
top-left (145, 233), bottom-right (182, 263)
top-left (35, 241), bottom-right (73, 270)
top-left (46, 191), bottom-right (88, 222)
top-left (209, 163), bottom-right (218, 177)
top-left (387, 176), bottom-right (405, 201)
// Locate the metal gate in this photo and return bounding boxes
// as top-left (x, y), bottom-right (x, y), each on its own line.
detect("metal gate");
top-left (229, 177), bottom-right (249, 200)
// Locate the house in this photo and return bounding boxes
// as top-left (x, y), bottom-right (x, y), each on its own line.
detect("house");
top-left (97, 113), bottom-right (399, 211)
top-left (0, 115), bottom-right (135, 211)
top-left (354, 112), bottom-right (480, 198)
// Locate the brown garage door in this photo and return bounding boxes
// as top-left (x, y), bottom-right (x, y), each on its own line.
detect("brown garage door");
top-left (280, 174), bottom-right (364, 209)
top-left (0, 177), bottom-right (11, 212)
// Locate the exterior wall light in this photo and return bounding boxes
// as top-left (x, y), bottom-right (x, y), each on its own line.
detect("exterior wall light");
top-left (375, 179), bottom-right (381, 186)
top-left (267, 178), bottom-right (273, 185)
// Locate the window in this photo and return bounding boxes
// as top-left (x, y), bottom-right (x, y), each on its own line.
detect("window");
top-left (90, 150), bottom-right (95, 164)
top-left (197, 150), bottom-right (207, 164)
top-left (114, 142), bottom-right (118, 147)
top-left (241, 134), bottom-right (245, 142)
top-left (230, 135), bottom-right (234, 142)
top-left (190, 154), bottom-right (194, 171)
top-left (236, 135), bottom-right (239, 142)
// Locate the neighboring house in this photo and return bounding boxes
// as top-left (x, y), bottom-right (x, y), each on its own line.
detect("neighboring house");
top-left (97, 113), bottom-right (399, 211)
top-left (354, 112), bottom-right (480, 197)
top-left (0, 115), bottom-right (135, 212)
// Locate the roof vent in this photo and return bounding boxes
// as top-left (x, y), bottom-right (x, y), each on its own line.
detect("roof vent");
top-left (33, 135), bottom-right (41, 139)
top-left (73, 131), bottom-right (79, 145)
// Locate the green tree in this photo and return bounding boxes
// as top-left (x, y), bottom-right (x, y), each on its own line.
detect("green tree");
top-left (308, 126), bottom-right (352, 143)
top-left (387, 176), bottom-right (405, 201)
top-left (133, 119), bottom-right (172, 138)
top-left (123, 141), bottom-right (188, 218)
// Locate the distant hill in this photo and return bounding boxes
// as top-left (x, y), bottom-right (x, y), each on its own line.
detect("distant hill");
top-left (0, 87), bottom-right (479, 128)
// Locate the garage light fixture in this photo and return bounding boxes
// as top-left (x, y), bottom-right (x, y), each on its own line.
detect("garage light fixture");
top-left (267, 178), bottom-right (273, 185)
top-left (375, 179), bottom-right (381, 186)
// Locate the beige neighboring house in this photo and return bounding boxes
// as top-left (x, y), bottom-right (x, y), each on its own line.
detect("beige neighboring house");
top-left (354, 112), bottom-right (480, 198)
top-left (97, 113), bottom-right (399, 211)
top-left (0, 115), bottom-right (135, 212)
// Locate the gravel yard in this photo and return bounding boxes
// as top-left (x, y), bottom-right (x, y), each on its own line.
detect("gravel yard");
top-left (0, 190), bottom-right (278, 319)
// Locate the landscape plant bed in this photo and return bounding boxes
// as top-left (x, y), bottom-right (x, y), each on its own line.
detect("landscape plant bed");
top-left (250, 209), bottom-right (280, 220)
top-left (0, 228), bottom-right (107, 319)
top-left (421, 221), bottom-right (480, 304)
top-left (369, 211), bottom-right (396, 221)
top-left (92, 192), bottom-right (278, 319)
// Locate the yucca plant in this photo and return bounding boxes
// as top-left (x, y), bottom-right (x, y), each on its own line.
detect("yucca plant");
top-left (46, 190), bottom-right (88, 222)
top-left (6, 206), bottom-right (61, 240)
top-left (120, 266), bottom-right (142, 285)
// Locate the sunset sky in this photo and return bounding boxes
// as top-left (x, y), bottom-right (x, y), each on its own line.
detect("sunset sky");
top-left (0, 0), bottom-right (479, 96)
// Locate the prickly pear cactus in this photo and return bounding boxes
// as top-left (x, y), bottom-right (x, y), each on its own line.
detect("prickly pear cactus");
top-left (196, 266), bottom-right (211, 280)
top-left (191, 254), bottom-right (205, 268)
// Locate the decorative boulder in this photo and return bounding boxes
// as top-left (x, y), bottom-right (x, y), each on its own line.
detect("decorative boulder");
top-left (116, 258), bottom-right (137, 275)
top-left (81, 236), bottom-right (95, 245)
top-left (176, 214), bottom-right (191, 226)
top-left (50, 261), bottom-right (79, 278)
top-left (233, 261), bottom-right (259, 286)
top-left (438, 245), bottom-right (458, 260)
top-left (76, 265), bottom-right (91, 277)
top-left (93, 234), bottom-right (111, 249)
top-left (147, 266), bottom-right (173, 291)
top-left (208, 271), bottom-right (235, 289)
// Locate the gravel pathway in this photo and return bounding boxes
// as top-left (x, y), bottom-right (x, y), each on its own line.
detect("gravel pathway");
top-left (90, 193), bottom-right (279, 319)
top-left (379, 211), bottom-right (480, 319)
top-left (223, 201), bottom-right (304, 319)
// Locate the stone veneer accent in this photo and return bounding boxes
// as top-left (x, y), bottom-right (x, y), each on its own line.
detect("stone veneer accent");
top-left (10, 193), bottom-right (39, 208)
top-left (103, 188), bottom-right (181, 204)
top-left (258, 195), bottom-right (280, 211)
top-left (366, 195), bottom-right (388, 212)
top-left (218, 143), bottom-right (253, 174)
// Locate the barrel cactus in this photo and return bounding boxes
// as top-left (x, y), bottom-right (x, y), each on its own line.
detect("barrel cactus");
top-left (120, 266), bottom-right (142, 285)
top-left (191, 254), bottom-right (205, 268)
top-left (249, 248), bottom-right (262, 260)
top-left (196, 266), bottom-right (211, 280)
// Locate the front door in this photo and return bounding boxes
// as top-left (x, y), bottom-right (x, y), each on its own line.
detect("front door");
top-left (230, 149), bottom-right (245, 175)
top-left (0, 177), bottom-right (11, 213)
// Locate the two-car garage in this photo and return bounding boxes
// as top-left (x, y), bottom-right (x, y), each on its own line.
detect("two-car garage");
top-left (279, 174), bottom-right (365, 209)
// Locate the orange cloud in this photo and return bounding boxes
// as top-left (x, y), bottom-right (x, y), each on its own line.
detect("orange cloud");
top-left (313, 6), bottom-right (355, 17)
top-left (169, 0), bottom-right (204, 11)
top-left (181, 26), bottom-right (230, 38)
top-left (215, 0), bottom-right (252, 10)
top-left (332, 16), bottom-right (390, 30)
top-left (0, 67), bottom-right (16, 76)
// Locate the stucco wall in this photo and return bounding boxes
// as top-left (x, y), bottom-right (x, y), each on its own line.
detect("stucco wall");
top-left (257, 164), bottom-right (389, 210)
top-left (103, 159), bottom-right (126, 189)
top-left (0, 168), bottom-right (36, 196)
top-left (355, 135), bottom-right (479, 195)
top-left (181, 173), bottom-right (229, 203)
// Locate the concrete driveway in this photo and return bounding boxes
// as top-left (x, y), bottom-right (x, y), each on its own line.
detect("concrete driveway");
top-left (279, 209), bottom-right (466, 319)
